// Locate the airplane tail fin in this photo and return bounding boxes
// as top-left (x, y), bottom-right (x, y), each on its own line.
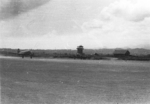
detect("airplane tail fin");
top-left (17, 49), bottom-right (20, 54)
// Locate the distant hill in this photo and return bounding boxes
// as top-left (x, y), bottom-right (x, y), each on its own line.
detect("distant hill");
top-left (0, 48), bottom-right (150, 56)
top-left (84, 48), bottom-right (150, 55)
top-left (128, 48), bottom-right (150, 55)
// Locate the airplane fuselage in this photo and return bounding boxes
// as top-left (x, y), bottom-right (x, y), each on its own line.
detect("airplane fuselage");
top-left (17, 49), bottom-right (33, 58)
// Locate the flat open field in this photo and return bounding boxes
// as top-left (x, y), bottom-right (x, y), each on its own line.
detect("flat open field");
top-left (0, 56), bottom-right (150, 104)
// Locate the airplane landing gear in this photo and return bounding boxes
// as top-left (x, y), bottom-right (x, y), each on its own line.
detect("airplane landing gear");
top-left (30, 55), bottom-right (33, 59)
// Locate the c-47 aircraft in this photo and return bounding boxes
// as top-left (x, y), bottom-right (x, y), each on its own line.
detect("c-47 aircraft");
top-left (17, 49), bottom-right (34, 58)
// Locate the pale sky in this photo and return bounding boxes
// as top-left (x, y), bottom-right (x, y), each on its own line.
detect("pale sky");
top-left (0, 0), bottom-right (150, 49)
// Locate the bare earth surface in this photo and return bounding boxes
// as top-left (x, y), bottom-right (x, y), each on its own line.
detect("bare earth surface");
top-left (0, 56), bottom-right (150, 104)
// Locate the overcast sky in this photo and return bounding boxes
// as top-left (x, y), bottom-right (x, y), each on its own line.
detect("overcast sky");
top-left (0, 0), bottom-right (150, 49)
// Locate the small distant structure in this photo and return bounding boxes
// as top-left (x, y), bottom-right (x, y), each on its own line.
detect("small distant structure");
top-left (113, 49), bottom-right (130, 57)
top-left (77, 45), bottom-right (84, 55)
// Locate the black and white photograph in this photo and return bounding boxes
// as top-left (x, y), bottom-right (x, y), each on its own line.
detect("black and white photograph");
top-left (0, 0), bottom-right (150, 104)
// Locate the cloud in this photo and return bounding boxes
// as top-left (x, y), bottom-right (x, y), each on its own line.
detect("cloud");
top-left (0, 0), bottom-right (50, 20)
top-left (1, 0), bottom-right (150, 49)
top-left (100, 0), bottom-right (150, 22)
top-left (81, 0), bottom-right (150, 49)
top-left (82, 19), bottom-right (103, 32)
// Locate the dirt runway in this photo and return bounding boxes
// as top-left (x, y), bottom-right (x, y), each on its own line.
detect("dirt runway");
top-left (1, 56), bottom-right (150, 104)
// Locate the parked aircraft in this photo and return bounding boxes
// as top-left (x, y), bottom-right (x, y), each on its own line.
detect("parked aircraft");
top-left (17, 49), bottom-right (34, 58)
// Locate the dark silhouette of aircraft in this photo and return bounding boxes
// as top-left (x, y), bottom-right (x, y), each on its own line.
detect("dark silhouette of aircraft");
top-left (17, 49), bottom-right (34, 58)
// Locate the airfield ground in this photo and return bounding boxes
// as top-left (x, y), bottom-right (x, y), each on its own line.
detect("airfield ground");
top-left (0, 56), bottom-right (150, 104)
